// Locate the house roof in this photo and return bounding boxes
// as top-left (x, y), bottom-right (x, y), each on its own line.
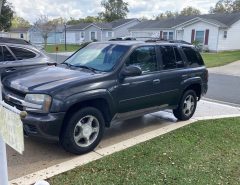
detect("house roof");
top-left (9, 27), bottom-right (30, 33)
top-left (129, 12), bottom-right (240, 30)
top-left (67, 19), bottom-right (138, 31)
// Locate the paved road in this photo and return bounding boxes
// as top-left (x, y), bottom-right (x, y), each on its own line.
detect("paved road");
top-left (205, 73), bottom-right (240, 106)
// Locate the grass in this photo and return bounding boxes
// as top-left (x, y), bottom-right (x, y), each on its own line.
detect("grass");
top-left (49, 117), bottom-right (240, 185)
top-left (202, 50), bottom-right (240, 68)
top-left (44, 44), bottom-right (82, 53)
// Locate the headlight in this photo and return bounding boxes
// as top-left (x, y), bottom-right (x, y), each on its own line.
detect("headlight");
top-left (24, 94), bottom-right (52, 113)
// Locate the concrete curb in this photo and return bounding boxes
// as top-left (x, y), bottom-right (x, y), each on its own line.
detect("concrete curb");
top-left (10, 114), bottom-right (240, 185)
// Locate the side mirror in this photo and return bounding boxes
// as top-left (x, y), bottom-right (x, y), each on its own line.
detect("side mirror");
top-left (121, 65), bottom-right (142, 78)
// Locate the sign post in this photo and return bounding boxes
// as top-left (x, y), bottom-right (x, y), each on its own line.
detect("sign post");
top-left (0, 76), bottom-right (8, 185)
top-left (0, 76), bottom-right (27, 185)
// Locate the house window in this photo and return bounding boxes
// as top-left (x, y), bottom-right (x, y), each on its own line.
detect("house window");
top-left (20, 33), bottom-right (24, 39)
top-left (163, 32), bottom-right (168, 40)
top-left (195, 31), bottom-right (205, 44)
top-left (106, 31), bottom-right (113, 38)
top-left (90, 31), bottom-right (97, 41)
top-left (169, 32), bottom-right (174, 40)
top-left (224, 31), bottom-right (227, 39)
top-left (81, 32), bottom-right (85, 38)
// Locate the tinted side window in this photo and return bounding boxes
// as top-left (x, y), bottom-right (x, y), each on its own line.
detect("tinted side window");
top-left (160, 46), bottom-right (176, 70)
top-left (0, 46), bottom-right (3, 62)
top-left (182, 47), bottom-right (204, 67)
top-left (3, 47), bottom-right (15, 61)
top-left (126, 46), bottom-right (157, 73)
top-left (9, 47), bottom-right (36, 60)
top-left (174, 47), bottom-right (184, 68)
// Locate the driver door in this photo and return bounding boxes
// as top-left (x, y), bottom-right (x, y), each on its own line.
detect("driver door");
top-left (116, 46), bottom-right (160, 113)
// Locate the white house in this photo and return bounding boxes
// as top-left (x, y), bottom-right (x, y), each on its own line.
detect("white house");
top-left (129, 13), bottom-right (240, 52)
top-left (66, 19), bottom-right (140, 44)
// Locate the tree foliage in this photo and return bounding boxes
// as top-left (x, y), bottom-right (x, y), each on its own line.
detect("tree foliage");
top-left (98, 0), bottom-right (129, 22)
top-left (209, 0), bottom-right (240, 13)
top-left (67, 16), bottom-right (101, 25)
top-left (0, 0), bottom-right (14, 31)
top-left (180, 6), bottom-right (201, 16)
top-left (11, 15), bottom-right (31, 28)
top-left (155, 11), bottom-right (179, 20)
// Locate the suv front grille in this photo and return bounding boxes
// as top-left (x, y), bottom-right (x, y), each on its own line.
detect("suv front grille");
top-left (2, 85), bottom-right (26, 111)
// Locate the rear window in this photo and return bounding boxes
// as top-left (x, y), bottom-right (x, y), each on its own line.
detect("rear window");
top-left (9, 47), bottom-right (36, 60)
top-left (182, 47), bottom-right (204, 67)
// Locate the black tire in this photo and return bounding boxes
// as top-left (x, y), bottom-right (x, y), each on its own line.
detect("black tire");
top-left (60, 107), bottom-right (105, 155)
top-left (173, 90), bottom-right (197, 121)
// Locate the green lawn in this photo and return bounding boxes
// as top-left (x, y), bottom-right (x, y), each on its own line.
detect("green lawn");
top-left (49, 117), bottom-right (240, 185)
top-left (44, 44), bottom-right (82, 53)
top-left (202, 50), bottom-right (240, 68)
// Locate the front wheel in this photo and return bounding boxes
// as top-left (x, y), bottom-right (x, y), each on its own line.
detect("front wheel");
top-left (60, 107), bottom-right (105, 155)
top-left (173, 90), bottom-right (197, 121)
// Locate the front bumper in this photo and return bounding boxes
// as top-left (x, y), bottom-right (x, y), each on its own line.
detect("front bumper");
top-left (22, 112), bottom-right (65, 141)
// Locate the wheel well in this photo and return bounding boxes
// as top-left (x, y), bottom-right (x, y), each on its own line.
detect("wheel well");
top-left (62, 99), bottom-right (112, 130)
top-left (184, 84), bottom-right (202, 100)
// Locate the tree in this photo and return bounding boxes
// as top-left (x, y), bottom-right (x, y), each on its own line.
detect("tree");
top-left (98, 0), bottom-right (129, 22)
top-left (34, 15), bottom-right (56, 48)
top-left (49, 17), bottom-right (66, 25)
top-left (0, 0), bottom-right (3, 14)
top-left (233, 0), bottom-right (240, 11)
top-left (155, 11), bottom-right (178, 20)
top-left (0, 0), bottom-right (14, 31)
top-left (180, 6), bottom-right (201, 16)
top-left (67, 16), bottom-right (101, 25)
top-left (11, 15), bottom-right (31, 28)
top-left (209, 0), bottom-right (234, 13)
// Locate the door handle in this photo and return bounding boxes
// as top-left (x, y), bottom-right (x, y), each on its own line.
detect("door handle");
top-left (153, 79), bottom-right (161, 84)
top-left (5, 67), bottom-right (16, 73)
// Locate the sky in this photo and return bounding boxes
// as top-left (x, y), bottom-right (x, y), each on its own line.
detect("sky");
top-left (8, 0), bottom-right (219, 23)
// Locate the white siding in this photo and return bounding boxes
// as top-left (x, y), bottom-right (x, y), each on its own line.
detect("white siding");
top-left (181, 21), bottom-right (219, 51)
top-left (66, 31), bottom-right (77, 44)
top-left (114, 20), bottom-right (140, 38)
top-left (218, 20), bottom-right (240, 51)
top-left (130, 29), bottom-right (175, 40)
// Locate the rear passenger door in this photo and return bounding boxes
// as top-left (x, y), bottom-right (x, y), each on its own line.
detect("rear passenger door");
top-left (154, 45), bottom-right (187, 107)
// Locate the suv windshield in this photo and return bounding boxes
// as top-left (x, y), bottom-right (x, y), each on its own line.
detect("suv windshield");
top-left (64, 43), bottom-right (129, 72)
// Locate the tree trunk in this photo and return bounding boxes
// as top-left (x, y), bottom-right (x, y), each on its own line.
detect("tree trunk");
top-left (44, 37), bottom-right (47, 49)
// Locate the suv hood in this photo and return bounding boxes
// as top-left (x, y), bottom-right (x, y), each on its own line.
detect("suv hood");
top-left (3, 66), bottom-right (97, 93)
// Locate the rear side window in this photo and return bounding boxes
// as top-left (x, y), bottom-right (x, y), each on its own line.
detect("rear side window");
top-left (0, 46), bottom-right (3, 62)
top-left (160, 46), bottom-right (184, 70)
top-left (182, 47), bottom-right (204, 67)
top-left (3, 46), bottom-right (15, 61)
top-left (9, 47), bottom-right (36, 60)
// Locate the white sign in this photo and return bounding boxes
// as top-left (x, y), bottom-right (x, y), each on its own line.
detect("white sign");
top-left (0, 105), bottom-right (24, 154)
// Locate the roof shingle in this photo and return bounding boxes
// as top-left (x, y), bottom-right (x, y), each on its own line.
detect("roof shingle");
top-left (129, 12), bottom-right (240, 30)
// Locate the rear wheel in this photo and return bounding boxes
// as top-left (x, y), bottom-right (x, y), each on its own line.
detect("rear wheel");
top-left (60, 107), bottom-right (105, 155)
top-left (173, 90), bottom-right (197, 121)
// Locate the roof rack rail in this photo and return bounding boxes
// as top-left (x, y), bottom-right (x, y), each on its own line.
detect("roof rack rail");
top-left (0, 37), bottom-right (31, 45)
top-left (145, 39), bottom-right (192, 45)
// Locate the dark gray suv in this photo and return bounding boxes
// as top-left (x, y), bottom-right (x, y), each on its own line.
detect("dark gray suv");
top-left (2, 41), bottom-right (208, 154)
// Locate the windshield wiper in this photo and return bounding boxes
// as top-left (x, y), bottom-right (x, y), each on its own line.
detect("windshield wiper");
top-left (74, 65), bottom-right (97, 73)
top-left (61, 62), bottom-right (73, 68)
